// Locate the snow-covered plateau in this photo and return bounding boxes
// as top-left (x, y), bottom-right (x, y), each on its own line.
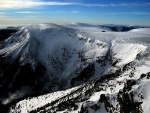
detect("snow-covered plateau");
top-left (0, 23), bottom-right (150, 113)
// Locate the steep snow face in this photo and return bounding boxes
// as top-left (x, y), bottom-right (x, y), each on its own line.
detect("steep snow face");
top-left (112, 43), bottom-right (147, 66)
top-left (0, 24), bottom-right (111, 106)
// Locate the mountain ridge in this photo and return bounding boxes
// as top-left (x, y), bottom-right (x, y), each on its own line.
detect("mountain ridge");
top-left (0, 23), bottom-right (150, 113)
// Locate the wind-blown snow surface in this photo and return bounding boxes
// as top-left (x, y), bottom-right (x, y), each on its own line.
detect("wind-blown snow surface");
top-left (0, 24), bottom-right (150, 113)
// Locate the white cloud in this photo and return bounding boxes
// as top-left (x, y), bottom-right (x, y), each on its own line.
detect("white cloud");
top-left (79, 3), bottom-right (150, 7)
top-left (95, 13), bottom-right (118, 15)
top-left (0, 0), bottom-right (150, 9)
top-left (78, 3), bottom-right (108, 7)
top-left (16, 11), bottom-right (40, 14)
top-left (95, 12), bottom-right (150, 15)
top-left (71, 11), bottom-right (80, 13)
top-left (15, 11), bottom-right (150, 15)
top-left (0, 0), bottom-right (77, 9)
top-left (15, 10), bottom-right (81, 14)
top-left (47, 11), bottom-right (81, 14)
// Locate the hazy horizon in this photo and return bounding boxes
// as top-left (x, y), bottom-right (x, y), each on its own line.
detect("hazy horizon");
top-left (0, 0), bottom-right (150, 26)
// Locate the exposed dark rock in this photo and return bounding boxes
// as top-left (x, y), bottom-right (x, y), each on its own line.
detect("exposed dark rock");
top-left (0, 28), bottom-right (18, 42)
top-left (117, 91), bottom-right (143, 113)
top-left (99, 94), bottom-right (114, 112)
top-left (71, 63), bottom-right (95, 86)
top-left (140, 72), bottom-right (150, 79)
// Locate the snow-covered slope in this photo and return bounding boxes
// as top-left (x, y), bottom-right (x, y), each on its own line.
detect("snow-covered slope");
top-left (0, 23), bottom-right (150, 113)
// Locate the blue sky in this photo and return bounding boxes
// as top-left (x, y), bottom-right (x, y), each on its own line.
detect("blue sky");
top-left (0, 0), bottom-right (150, 26)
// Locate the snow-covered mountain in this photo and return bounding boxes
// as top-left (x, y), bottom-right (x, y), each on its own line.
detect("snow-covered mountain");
top-left (0, 23), bottom-right (150, 113)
